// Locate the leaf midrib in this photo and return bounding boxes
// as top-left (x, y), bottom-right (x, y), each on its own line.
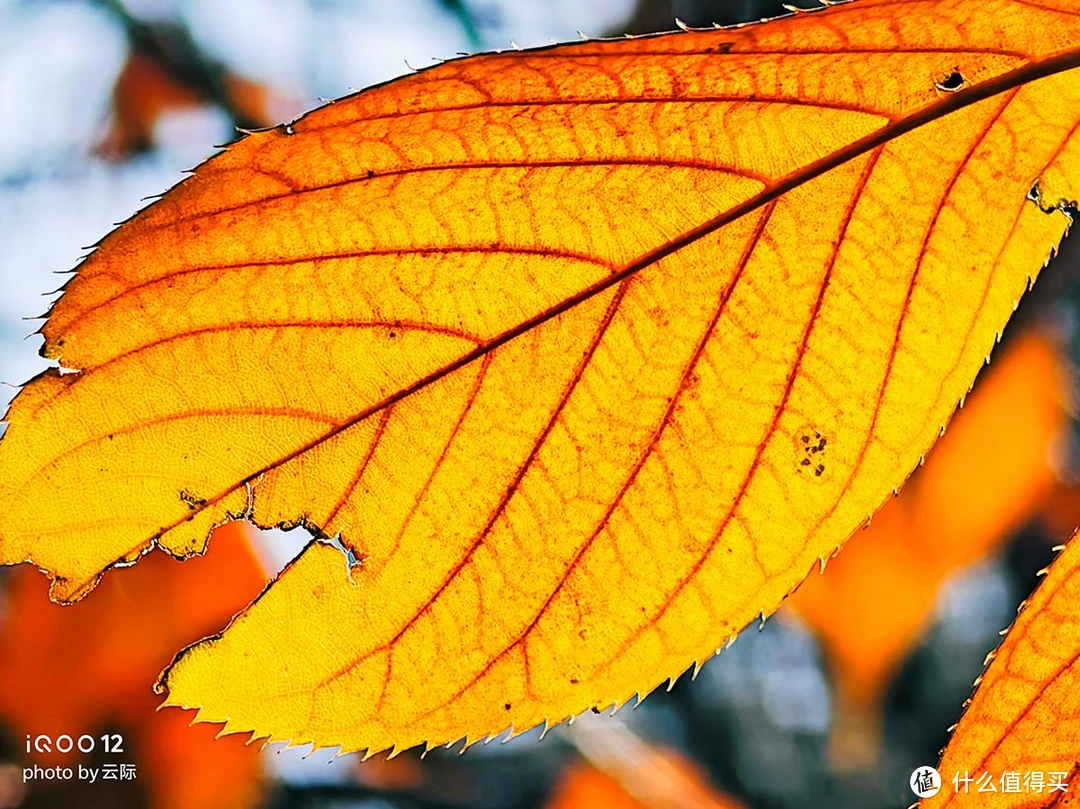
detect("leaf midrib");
top-left (139, 46), bottom-right (1080, 553)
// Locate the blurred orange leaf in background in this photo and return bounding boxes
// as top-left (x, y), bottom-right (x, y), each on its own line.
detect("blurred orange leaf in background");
top-left (0, 522), bottom-right (267, 809)
top-left (96, 26), bottom-right (285, 160)
top-left (923, 533), bottom-right (1080, 808)
top-left (548, 766), bottom-right (656, 809)
top-left (788, 328), bottom-right (1072, 761)
top-left (546, 762), bottom-right (740, 809)
top-left (1, 0), bottom-right (1080, 755)
top-left (1038, 474), bottom-right (1080, 543)
top-left (549, 721), bottom-right (745, 809)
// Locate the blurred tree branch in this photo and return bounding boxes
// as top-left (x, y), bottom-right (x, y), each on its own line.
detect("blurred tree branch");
top-left (615, 0), bottom-right (820, 35)
top-left (437, 0), bottom-right (484, 50)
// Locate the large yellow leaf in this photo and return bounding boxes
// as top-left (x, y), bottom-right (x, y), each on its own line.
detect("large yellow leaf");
top-left (923, 534), bottom-right (1080, 808)
top-left (2, 0), bottom-right (1080, 753)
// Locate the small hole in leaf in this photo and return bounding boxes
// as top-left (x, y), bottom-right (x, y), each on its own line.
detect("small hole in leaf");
top-left (935, 71), bottom-right (966, 93)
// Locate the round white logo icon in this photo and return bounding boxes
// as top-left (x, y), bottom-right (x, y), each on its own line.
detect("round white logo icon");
top-left (911, 766), bottom-right (942, 798)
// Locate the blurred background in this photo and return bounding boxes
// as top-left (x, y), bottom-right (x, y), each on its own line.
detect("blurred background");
top-left (0, 0), bottom-right (1079, 807)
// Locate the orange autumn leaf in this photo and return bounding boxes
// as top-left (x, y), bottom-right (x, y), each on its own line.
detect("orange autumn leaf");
top-left (2, 0), bottom-right (1080, 754)
top-left (551, 721), bottom-right (745, 809)
top-left (97, 43), bottom-right (282, 159)
top-left (0, 521), bottom-right (266, 809)
top-left (548, 766), bottom-right (652, 809)
top-left (97, 48), bottom-right (204, 158)
top-left (547, 761), bottom-right (743, 809)
top-left (1039, 477), bottom-right (1080, 541)
top-left (788, 329), bottom-right (1071, 710)
top-left (353, 752), bottom-right (428, 792)
top-left (923, 534), bottom-right (1080, 809)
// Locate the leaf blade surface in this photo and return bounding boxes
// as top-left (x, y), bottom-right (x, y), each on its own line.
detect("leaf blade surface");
top-left (2, 0), bottom-right (1080, 753)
